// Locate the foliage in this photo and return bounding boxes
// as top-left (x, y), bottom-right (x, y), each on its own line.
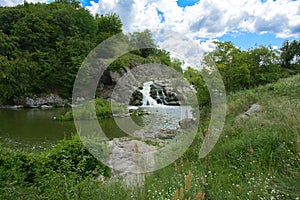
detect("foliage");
top-left (0, 3), bottom-right (185, 104)
top-left (56, 98), bottom-right (127, 121)
top-left (0, 2), bottom-right (123, 103)
top-left (280, 40), bottom-right (300, 71)
top-left (0, 135), bottom-right (110, 199)
top-left (0, 76), bottom-right (299, 199)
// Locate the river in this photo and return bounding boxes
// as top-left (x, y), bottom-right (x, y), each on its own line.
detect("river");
top-left (0, 108), bottom-right (129, 151)
top-left (0, 105), bottom-right (191, 152)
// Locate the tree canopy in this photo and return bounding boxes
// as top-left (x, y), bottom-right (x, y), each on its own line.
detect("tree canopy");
top-left (0, 2), bottom-right (298, 105)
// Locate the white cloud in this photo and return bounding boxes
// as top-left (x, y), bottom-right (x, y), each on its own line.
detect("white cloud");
top-left (0, 0), bottom-right (48, 7)
top-left (86, 0), bottom-right (300, 42)
top-left (1, 0), bottom-right (299, 51)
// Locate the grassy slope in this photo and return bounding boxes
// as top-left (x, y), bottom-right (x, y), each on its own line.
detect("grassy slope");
top-left (0, 75), bottom-right (299, 199)
top-left (137, 74), bottom-right (300, 200)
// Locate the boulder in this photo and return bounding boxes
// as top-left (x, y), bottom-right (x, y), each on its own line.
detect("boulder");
top-left (179, 118), bottom-right (197, 129)
top-left (238, 104), bottom-right (262, 119)
top-left (106, 137), bottom-right (157, 187)
top-left (245, 104), bottom-right (262, 116)
top-left (25, 94), bottom-right (67, 108)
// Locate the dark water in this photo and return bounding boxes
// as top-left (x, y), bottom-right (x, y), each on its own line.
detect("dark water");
top-left (0, 108), bottom-right (75, 151)
top-left (0, 106), bottom-right (191, 151)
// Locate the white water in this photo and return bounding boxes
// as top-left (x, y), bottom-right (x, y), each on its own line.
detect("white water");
top-left (140, 81), bottom-right (159, 106)
top-left (136, 81), bottom-right (195, 130)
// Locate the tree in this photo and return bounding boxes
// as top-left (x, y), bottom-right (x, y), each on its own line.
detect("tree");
top-left (54, 0), bottom-right (81, 8)
top-left (209, 41), bottom-right (250, 92)
top-left (183, 67), bottom-right (210, 107)
top-left (95, 13), bottom-right (123, 43)
top-left (246, 46), bottom-right (282, 86)
top-left (280, 40), bottom-right (300, 71)
top-left (0, 31), bottom-right (20, 60)
top-left (129, 29), bottom-right (156, 57)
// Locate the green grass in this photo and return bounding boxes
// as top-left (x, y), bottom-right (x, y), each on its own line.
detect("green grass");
top-left (0, 75), bottom-right (299, 199)
top-left (56, 98), bottom-right (127, 121)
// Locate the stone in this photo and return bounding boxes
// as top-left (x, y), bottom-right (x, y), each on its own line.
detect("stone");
top-left (237, 104), bottom-right (262, 120)
top-left (25, 94), bottom-right (67, 108)
top-left (106, 137), bottom-right (157, 187)
top-left (245, 104), bottom-right (262, 116)
top-left (40, 105), bottom-right (53, 109)
top-left (0, 105), bottom-right (24, 109)
top-left (179, 118), bottom-right (197, 129)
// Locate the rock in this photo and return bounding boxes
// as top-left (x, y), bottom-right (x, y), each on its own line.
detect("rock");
top-left (237, 104), bottom-right (262, 120)
top-left (40, 105), bottom-right (53, 109)
top-left (25, 94), bottom-right (67, 108)
top-left (106, 137), bottom-right (157, 187)
top-left (96, 174), bottom-right (105, 182)
top-left (245, 104), bottom-right (262, 116)
top-left (179, 118), bottom-right (197, 129)
top-left (76, 97), bottom-right (85, 102)
top-left (0, 105), bottom-right (24, 109)
top-left (129, 91), bottom-right (143, 106)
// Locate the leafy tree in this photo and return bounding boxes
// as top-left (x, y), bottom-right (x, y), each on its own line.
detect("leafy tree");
top-left (280, 40), bottom-right (300, 71)
top-left (95, 13), bottom-right (123, 43)
top-left (183, 67), bottom-right (209, 107)
top-left (209, 41), bottom-right (250, 92)
top-left (54, 0), bottom-right (81, 8)
top-left (0, 30), bottom-right (20, 60)
top-left (246, 46), bottom-right (282, 86)
top-left (129, 29), bottom-right (156, 57)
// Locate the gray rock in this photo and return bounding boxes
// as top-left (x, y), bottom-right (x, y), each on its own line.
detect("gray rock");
top-left (40, 105), bottom-right (53, 109)
top-left (245, 104), bottom-right (262, 116)
top-left (179, 118), bottom-right (197, 129)
top-left (237, 104), bottom-right (262, 120)
top-left (25, 94), bottom-right (67, 108)
top-left (106, 137), bottom-right (157, 187)
top-left (0, 105), bottom-right (24, 109)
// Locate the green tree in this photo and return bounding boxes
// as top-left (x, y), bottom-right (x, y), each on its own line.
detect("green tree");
top-left (183, 67), bottom-right (209, 107)
top-left (209, 41), bottom-right (250, 92)
top-left (95, 13), bottom-right (123, 43)
top-left (246, 46), bottom-right (282, 86)
top-left (280, 40), bottom-right (300, 71)
top-left (129, 29), bottom-right (156, 57)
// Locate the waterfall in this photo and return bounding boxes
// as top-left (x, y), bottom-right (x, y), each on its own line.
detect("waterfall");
top-left (156, 90), bottom-right (167, 105)
top-left (140, 81), bottom-right (158, 106)
top-left (161, 90), bottom-right (167, 104)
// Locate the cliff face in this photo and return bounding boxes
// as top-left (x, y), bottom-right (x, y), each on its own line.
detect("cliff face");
top-left (96, 62), bottom-right (195, 106)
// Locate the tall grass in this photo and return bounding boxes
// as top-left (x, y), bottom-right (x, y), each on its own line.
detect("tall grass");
top-left (0, 75), bottom-right (299, 199)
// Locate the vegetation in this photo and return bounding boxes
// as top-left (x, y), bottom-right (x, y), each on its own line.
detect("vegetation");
top-left (184, 40), bottom-right (299, 108)
top-left (0, 135), bottom-right (111, 199)
top-left (0, 1), bottom-right (183, 105)
top-left (0, 1), bottom-right (299, 199)
top-left (1, 75), bottom-right (299, 199)
top-left (56, 98), bottom-right (127, 121)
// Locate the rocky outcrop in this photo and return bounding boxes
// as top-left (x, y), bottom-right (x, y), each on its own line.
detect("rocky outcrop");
top-left (96, 63), bottom-right (194, 106)
top-left (25, 94), bottom-right (67, 108)
top-left (132, 128), bottom-right (177, 142)
top-left (129, 90), bottom-right (143, 106)
top-left (104, 127), bottom-right (182, 187)
top-left (106, 137), bottom-right (157, 187)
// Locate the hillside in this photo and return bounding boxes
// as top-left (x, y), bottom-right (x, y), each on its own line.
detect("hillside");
top-left (0, 75), bottom-right (299, 199)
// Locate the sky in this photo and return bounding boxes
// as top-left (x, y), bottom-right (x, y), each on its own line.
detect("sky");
top-left (1, 0), bottom-right (299, 52)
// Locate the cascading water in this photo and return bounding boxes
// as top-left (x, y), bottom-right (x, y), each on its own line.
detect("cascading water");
top-left (156, 90), bottom-right (167, 105)
top-left (140, 81), bottom-right (158, 106)
top-left (137, 81), bottom-right (194, 130)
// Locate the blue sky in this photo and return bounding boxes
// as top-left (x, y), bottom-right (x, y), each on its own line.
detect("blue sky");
top-left (82, 0), bottom-right (300, 51)
top-left (176, 0), bottom-right (199, 7)
top-left (1, 0), bottom-right (299, 51)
